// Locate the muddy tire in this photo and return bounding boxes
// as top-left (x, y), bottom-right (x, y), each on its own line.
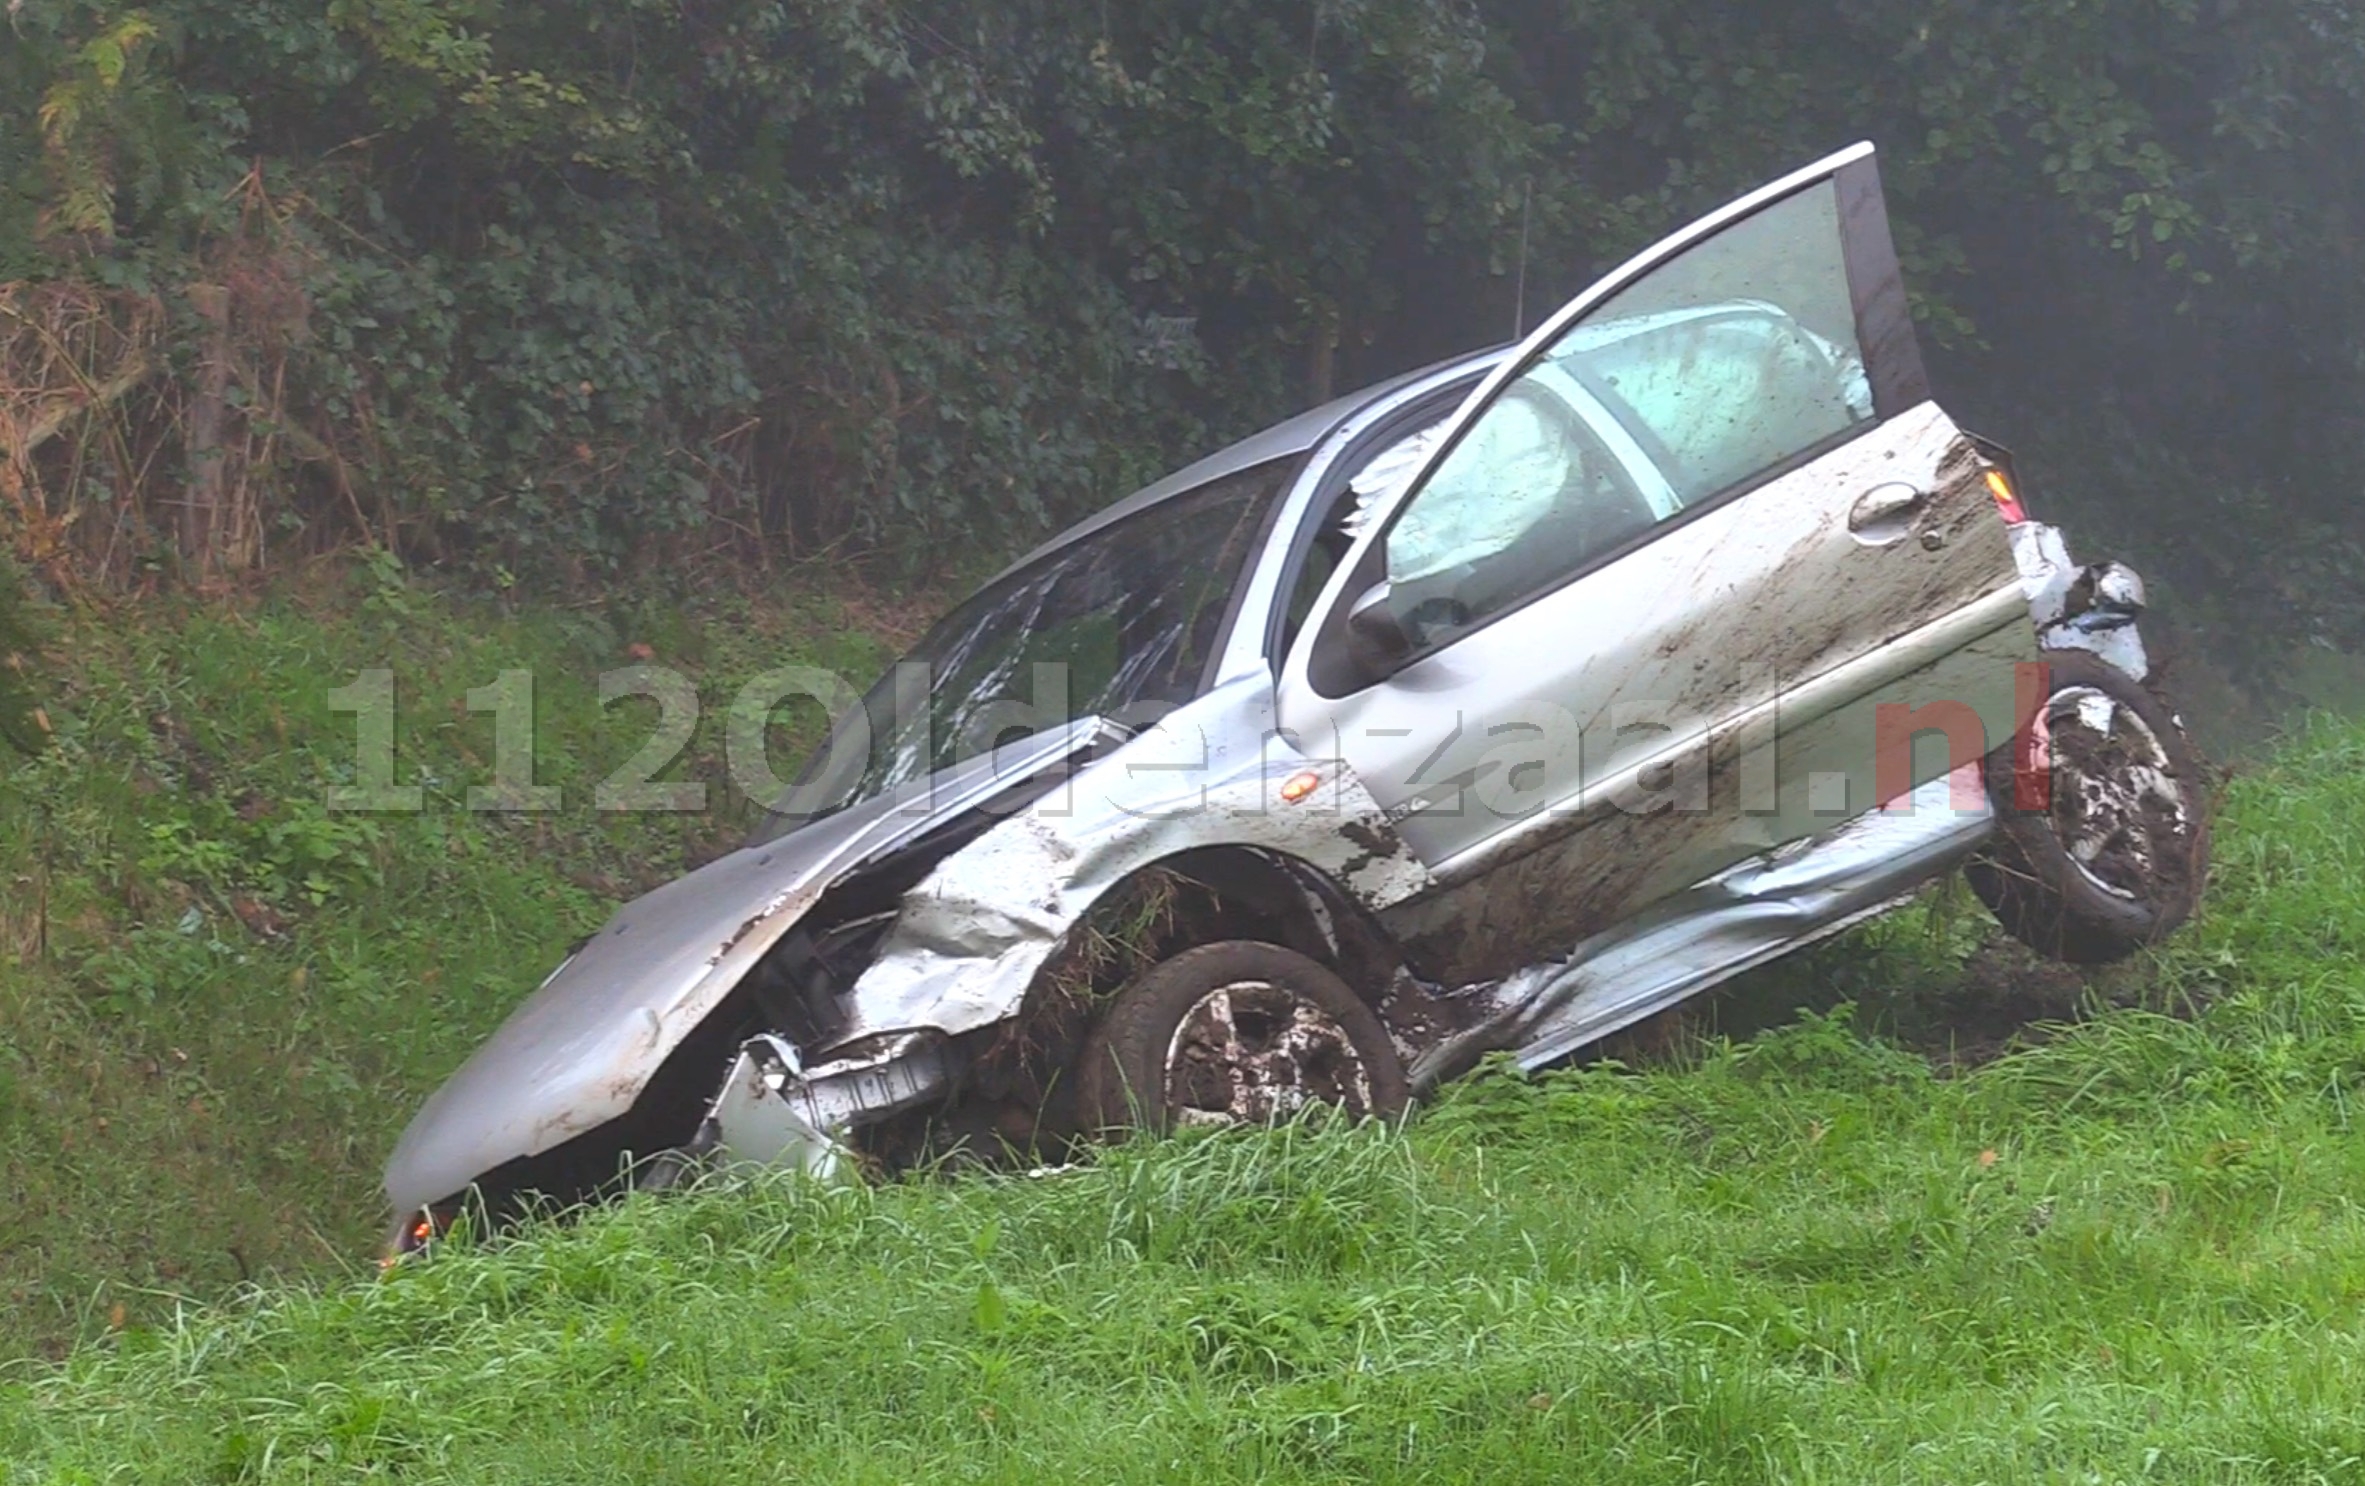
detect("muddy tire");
top-left (1076, 940), bottom-right (1409, 1136)
top-left (1967, 648), bottom-right (2211, 964)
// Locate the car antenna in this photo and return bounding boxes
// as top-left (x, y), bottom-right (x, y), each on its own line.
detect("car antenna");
top-left (1513, 176), bottom-right (1533, 339)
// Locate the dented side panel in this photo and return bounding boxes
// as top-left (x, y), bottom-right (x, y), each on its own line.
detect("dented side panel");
top-left (1378, 598), bottom-right (2030, 986)
top-left (828, 677), bottom-right (1432, 1052)
top-left (1411, 762), bottom-right (2000, 1087)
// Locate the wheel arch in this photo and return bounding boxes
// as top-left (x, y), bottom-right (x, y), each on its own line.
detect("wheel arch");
top-left (855, 843), bottom-right (1415, 1163)
top-left (986, 841), bottom-right (1412, 1068)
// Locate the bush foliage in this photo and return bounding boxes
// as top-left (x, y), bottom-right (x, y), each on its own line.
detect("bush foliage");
top-left (3, 0), bottom-right (2364, 601)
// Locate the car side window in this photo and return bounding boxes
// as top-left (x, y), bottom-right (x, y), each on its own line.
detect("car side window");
top-left (1378, 180), bottom-right (1873, 653)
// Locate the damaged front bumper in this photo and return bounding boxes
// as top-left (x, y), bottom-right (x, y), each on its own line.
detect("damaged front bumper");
top-left (693, 1032), bottom-right (957, 1180)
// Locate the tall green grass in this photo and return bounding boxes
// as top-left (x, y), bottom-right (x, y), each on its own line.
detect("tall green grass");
top-left (7, 1026), bottom-right (2365, 1483)
top-left (3, 670), bottom-right (2363, 1479)
top-left (0, 565), bottom-right (902, 1355)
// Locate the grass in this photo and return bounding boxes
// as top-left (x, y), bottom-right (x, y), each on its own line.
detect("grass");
top-left (10, 981), bottom-right (2365, 1482)
top-left (4, 570), bottom-right (2365, 1481)
top-left (0, 559), bottom-right (910, 1357)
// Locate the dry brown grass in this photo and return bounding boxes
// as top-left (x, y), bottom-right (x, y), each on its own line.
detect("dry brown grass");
top-left (0, 170), bottom-right (375, 590)
top-left (0, 278), bottom-right (162, 587)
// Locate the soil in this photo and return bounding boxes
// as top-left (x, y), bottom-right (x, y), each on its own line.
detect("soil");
top-left (1902, 939), bottom-right (2102, 1069)
top-left (1646, 914), bottom-right (2163, 1075)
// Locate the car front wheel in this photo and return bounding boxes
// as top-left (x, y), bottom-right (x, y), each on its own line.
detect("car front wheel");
top-left (1968, 647), bottom-right (2211, 964)
top-left (1075, 940), bottom-right (1410, 1136)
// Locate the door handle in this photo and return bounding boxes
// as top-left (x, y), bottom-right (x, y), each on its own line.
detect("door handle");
top-left (1847, 482), bottom-right (1929, 543)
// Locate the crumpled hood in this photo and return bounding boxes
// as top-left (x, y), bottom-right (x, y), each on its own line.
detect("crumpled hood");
top-left (384, 720), bottom-right (1105, 1215)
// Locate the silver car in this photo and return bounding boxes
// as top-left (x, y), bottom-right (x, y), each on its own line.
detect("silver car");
top-left (386, 143), bottom-right (2209, 1247)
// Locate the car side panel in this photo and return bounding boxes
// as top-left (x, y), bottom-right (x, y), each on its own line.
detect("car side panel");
top-left (1375, 610), bottom-right (2030, 987)
top-left (1305, 400), bottom-right (2031, 985)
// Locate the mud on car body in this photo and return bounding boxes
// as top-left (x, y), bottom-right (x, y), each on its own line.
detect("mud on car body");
top-left (386, 144), bottom-right (2210, 1249)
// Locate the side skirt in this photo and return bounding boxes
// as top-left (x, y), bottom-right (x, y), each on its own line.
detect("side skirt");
top-left (1408, 763), bottom-right (1997, 1088)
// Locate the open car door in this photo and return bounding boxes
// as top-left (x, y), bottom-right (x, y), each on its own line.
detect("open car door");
top-left (1275, 142), bottom-right (2034, 985)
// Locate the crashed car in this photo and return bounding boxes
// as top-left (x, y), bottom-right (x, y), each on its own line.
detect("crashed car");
top-left (386, 143), bottom-right (2210, 1247)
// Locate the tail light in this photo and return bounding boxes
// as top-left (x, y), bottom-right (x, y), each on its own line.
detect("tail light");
top-left (1983, 468), bottom-right (2028, 524)
top-left (1965, 432), bottom-right (2030, 523)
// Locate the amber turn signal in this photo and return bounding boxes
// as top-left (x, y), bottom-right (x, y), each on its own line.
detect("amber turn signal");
top-left (1984, 468), bottom-right (2027, 524)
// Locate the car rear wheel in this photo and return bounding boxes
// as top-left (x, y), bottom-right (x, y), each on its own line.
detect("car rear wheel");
top-left (1967, 648), bottom-right (2211, 964)
top-left (1075, 940), bottom-right (1409, 1136)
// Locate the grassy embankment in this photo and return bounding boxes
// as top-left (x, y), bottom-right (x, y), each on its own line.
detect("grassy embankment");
top-left (5, 569), bottom-right (2365, 1481)
top-left (0, 562), bottom-right (910, 1357)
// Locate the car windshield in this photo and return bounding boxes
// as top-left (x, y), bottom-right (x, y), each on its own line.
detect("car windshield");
top-left (753, 460), bottom-right (1291, 837)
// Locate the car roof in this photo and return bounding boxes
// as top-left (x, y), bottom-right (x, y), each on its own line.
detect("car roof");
top-left (993, 344), bottom-right (1509, 582)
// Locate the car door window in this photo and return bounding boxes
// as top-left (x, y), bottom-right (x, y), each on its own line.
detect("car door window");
top-left (1581, 309), bottom-right (1871, 502)
top-left (1378, 179), bottom-right (1873, 653)
top-left (1384, 386), bottom-right (1651, 646)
